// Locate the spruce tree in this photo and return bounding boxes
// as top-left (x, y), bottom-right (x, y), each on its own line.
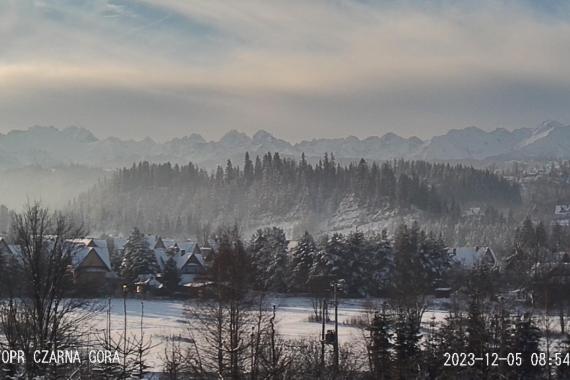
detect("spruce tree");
top-left (344, 231), bottom-right (366, 295)
top-left (436, 311), bottom-right (467, 379)
top-left (162, 256), bottom-right (180, 294)
top-left (243, 152), bottom-right (254, 184)
top-left (288, 231), bottom-right (316, 292)
top-left (368, 308), bottom-right (394, 379)
top-left (511, 314), bottom-right (542, 379)
top-left (249, 227), bottom-right (289, 292)
top-left (464, 292), bottom-right (490, 379)
top-left (120, 228), bottom-right (158, 284)
top-left (394, 309), bottom-right (421, 379)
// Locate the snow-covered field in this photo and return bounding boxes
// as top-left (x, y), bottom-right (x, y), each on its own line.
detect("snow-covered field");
top-left (77, 297), bottom-right (567, 373)
top-left (86, 297), bottom-right (396, 371)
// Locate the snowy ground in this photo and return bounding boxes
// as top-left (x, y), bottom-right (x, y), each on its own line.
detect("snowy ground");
top-left (78, 297), bottom-right (568, 373)
top-left (85, 297), bottom-right (397, 371)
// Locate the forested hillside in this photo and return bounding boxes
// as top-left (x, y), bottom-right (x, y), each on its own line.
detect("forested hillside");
top-left (72, 154), bottom-right (521, 237)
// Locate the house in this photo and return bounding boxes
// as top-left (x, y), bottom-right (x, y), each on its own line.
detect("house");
top-left (448, 246), bottom-right (498, 270)
top-left (154, 241), bottom-right (207, 285)
top-left (66, 238), bottom-right (115, 288)
top-left (111, 234), bottom-right (215, 287)
top-left (0, 236), bottom-right (115, 290)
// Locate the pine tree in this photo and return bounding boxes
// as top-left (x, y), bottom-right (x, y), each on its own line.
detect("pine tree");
top-left (120, 228), bottom-right (158, 284)
top-left (244, 152), bottom-right (254, 184)
top-left (436, 311), bottom-right (467, 378)
top-left (365, 232), bottom-right (393, 296)
top-left (320, 233), bottom-right (346, 282)
top-left (249, 227), bottom-right (289, 292)
top-left (487, 303), bottom-right (515, 379)
top-left (367, 308), bottom-right (394, 379)
top-left (162, 256), bottom-right (180, 294)
top-left (511, 314), bottom-right (542, 379)
top-left (535, 221), bottom-right (548, 249)
top-left (551, 222), bottom-right (563, 251)
top-left (519, 217), bottom-right (537, 250)
top-left (464, 292), bottom-right (490, 378)
top-left (466, 293), bottom-right (488, 355)
top-left (288, 231), bottom-right (317, 292)
top-left (344, 231), bottom-right (366, 295)
top-left (392, 223), bottom-right (428, 304)
top-left (393, 309), bottom-right (421, 379)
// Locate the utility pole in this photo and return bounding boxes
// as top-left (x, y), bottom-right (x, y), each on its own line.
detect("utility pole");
top-left (122, 284), bottom-right (128, 376)
top-left (137, 284), bottom-right (145, 379)
top-left (333, 282), bottom-right (339, 372)
top-left (320, 298), bottom-right (326, 371)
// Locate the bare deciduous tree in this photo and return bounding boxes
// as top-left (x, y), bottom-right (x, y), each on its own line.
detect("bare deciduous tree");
top-left (0, 202), bottom-right (96, 378)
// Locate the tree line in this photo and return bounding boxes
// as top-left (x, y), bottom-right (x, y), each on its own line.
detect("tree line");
top-left (71, 154), bottom-right (521, 237)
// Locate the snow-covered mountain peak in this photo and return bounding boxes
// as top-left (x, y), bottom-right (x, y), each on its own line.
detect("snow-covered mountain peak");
top-left (534, 120), bottom-right (564, 133)
top-left (62, 126), bottom-right (98, 143)
top-left (188, 133), bottom-right (206, 143)
top-left (514, 120), bottom-right (565, 149)
top-left (252, 129), bottom-right (275, 142)
top-left (409, 136), bottom-right (423, 145)
top-left (220, 129), bottom-right (251, 145)
top-left (379, 132), bottom-right (406, 143)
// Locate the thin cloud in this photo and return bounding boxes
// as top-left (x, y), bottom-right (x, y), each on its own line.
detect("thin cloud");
top-left (1, 0), bottom-right (570, 141)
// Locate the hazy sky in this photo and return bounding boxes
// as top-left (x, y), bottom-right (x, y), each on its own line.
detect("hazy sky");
top-left (1, 0), bottom-right (570, 142)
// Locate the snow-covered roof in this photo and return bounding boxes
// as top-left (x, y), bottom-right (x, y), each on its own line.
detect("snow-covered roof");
top-left (192, 253), bottom-right (205, 268)
top-left (153, 243), bottom-right (202, 272)
top-left (448, 246), bottom-right (497, 269)
top-left (135, 274), bottom-right (163, 289)
top-left (68, 239), bottom-right (112, 271)
top-left (7, 244), bottom-right (21, 256)
top-left (183, 281), bottom-right (214, 288)
top-left (555, 205), bottom-right (570, 216)
top-left (162, 239), bottom-right (178, 249)
top-left (178, 241), bottom-right (197, 254)
top-left (153, 247), bottom-right (168, 270)
top-left (1, 238), bottom-right (112, 271)
top-left (67, 238), bottom-right (107, 248)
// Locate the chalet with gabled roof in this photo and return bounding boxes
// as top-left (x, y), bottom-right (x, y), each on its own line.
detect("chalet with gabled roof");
top-left (154, 240), bottom-right (207, 285)
top-left (66, 238), bottom-right (115, 289)
top-left (0, 236), bottom-right (115, 292)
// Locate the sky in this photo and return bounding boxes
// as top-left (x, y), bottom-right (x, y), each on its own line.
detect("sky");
top-left (1, 0), bottom-right (570, 142)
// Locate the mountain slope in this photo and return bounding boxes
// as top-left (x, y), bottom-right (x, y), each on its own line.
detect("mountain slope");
top-left (72, 157), bottom-right (520, 237)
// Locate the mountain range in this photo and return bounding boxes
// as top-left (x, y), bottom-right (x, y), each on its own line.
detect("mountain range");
top-left (0, 121), bottom-right (569, 170)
